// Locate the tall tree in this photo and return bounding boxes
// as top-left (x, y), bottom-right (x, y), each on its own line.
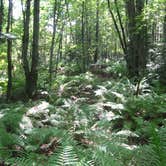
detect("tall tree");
top-left (21, 0), bottom-right (31, 96)
top-left (0, 0), bottom-right (4, 35)
top-left (114, 0), bottom-right (127, 52)
top-left (126, 0), bottom-right (148, 78)
top-left (28, 0), bottom-right (40, 97)
top-left (49, 0), bottom-right (58, 86)
top-left (81, 1), bottom-right (86, 72)
top-left (6, 0), bottom-right (13, 100)
top-left (21, 0), bottom-right (40, 98)
top-left (159, 5), bottom-right (166, 85)
top-left (107, 0), bottom-right (127, 55)
top-left (94, 0), bottom-right (99, 63)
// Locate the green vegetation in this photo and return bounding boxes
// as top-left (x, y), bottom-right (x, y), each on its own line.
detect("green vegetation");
top-left (0, 0), bottom-right (166, 165)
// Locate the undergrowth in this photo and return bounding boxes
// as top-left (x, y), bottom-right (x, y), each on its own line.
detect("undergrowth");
top-left (0, 61), bottom-right (165, 166)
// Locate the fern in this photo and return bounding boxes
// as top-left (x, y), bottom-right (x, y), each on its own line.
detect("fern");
top-left (49, 145), bottom-right (78, 165)
top-left (7, 157), bottom-right (34, 166)
top-left (134, 127), bottom-right (166, 166)
top-left (6, 152), bottom-right (48, 166)
top-left (135, 145), bottom-right (160, 166)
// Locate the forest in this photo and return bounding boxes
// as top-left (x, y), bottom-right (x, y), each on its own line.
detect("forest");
top-left (0, 0), bottom-right (166, 165)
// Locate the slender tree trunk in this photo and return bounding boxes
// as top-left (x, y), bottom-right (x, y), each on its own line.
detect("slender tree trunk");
top-left (49, 0), bottom-right (57, 86)
top-left (94, 0), bottom-right (99, 63)
top-left (152, 22), bottom-right (156, 44)
top-left (81, 1), bottom-right (86, 72)
top-left (21, 0), bottom-right (31, 95)
top-left (55, 24), bottom-right (64, 77)
top-left (107, 0), bottom-right (126, 55)
top-left (65, 0), bottom-right (74, 43)
top-left (0, 0), bottom-right (4, 35)
top-left (6, 0), bottom-right (13, 100)
top-left (159, 6), bottom-right (166, 85)
top-left (114, 0), bottom-right (127, 52)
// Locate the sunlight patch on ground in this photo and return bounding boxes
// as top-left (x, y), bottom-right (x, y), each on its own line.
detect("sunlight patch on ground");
top-left (84, 72), bottom-right (94, 81)
top-left (0, 112), bottom-right (4, 119)
top-left (119, 143), bottom-right (138, 150)
top-left (95, 86), bottom-right (107, 96)
top-left (111, 91), bottom-right (126, 102)
top-left (27, 101), bottom-right (50, 117)
top-left (115, 130), bottom-right (139, 137)
top-left (20, 115), bottom-right (33, 131)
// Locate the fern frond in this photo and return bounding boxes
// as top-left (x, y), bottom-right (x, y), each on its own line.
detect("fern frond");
top-left (49, 145), bottom-right (78, 165)
top-left (7, 157), bottom-right (33, 166)
top-left (134, 145), bottom-right (160, 166)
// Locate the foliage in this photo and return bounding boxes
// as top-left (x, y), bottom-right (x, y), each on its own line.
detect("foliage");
top-left (0, 62), bottom-right (165, 165)
top-left (0, 0), bottom-right (165, 165)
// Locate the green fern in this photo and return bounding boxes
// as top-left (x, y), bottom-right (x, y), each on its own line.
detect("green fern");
top-left (134, 127), bottom-right (166, 166)
top-left (7, 157), bottom-right (34, 166)
top-left (49, 145), bottom-right (78, 165)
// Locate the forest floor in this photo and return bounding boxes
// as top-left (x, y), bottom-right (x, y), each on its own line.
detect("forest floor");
top-left (0, 62), bottom-right (166, 165)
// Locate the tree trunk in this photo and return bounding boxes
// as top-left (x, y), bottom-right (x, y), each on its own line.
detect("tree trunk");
top-left (114, 0), bottom-right (127, 52)
top-left (94, 0), bottom-right (99, 63)
top-left (126, 0), bottom-right (148, 78)
top-left (55, 24), bottom-right (64, 77)
top-left (0, 0), bottom-right (4, 35)
top-left (23, 0), bottom-right (40, 98)
top-left (21, 0), bottom-right (31, 95)
top-left (107, 0), bottom-right (127, 55)
top-left (49, 0), bottom-right (57, 86)
top-left (27, 0), bottom-right (40, 97)
top-left (159, 6), bottom-right (166, 85)
top-left (6, 0), bottom-right (13, 100)
top-left (65, 0), bottom-right (74, 43)
top-left (81, 1), bottom-right (86, 72)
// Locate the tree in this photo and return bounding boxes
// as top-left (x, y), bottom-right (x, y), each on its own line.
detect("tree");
top-left (159, 5), bottom-right (166, 85)
top-left (94, 0), bottom-right (99, 63)
top-left (6, 0), bottom-right (13, 100)
top-left (107, 0), bottom-right (127, 55)
top-left (0, 0), bottom-right (4, 35)
top-left (125, 0), bottom-right (148, 78)
top-left (21, 0), bottom-right (31, 97)
top-left (21, 0), bottom-right (40, 98)
top-left (28, 0), bottom-right (40, 97)
top-left (49, 0), bottom-right (58, 86)
top-left (81, 0), bottom-right (86, 72)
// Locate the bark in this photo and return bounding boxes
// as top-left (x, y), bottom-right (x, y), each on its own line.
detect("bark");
top-left (27, 0), bottom-right (40, 97)
top-left (114, 0), bottom-right (127, 52)
top-left (94, 0), bottom-right (99, 63)
top-left (49, 0), bottom-right (57, 86)
top-left (107, 0), bottom-right (126, 55)
top-left (55, 24), bottom-right (64, 77)
top-left (0, 0), bottom-right (4, 34)
top-left (6, 0), bottom-right (13, 100)
top-left (81, 1), bottom-right (86, 72)
top-left (126, 0), bottom-right (148, 78)
top-left (65, 0), bottom-right (74, 43)
top-left (21, 0), bottom-right (31, 84)
top-left (159, 6), bottom-right (166, 85)
top-left (22, 0), bottom-right (40, 98)
top-left (151, 22), bottom-right (156, 44)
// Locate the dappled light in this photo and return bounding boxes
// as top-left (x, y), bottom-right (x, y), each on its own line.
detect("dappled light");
top-left (0, 0), bottom-right (166, 165)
